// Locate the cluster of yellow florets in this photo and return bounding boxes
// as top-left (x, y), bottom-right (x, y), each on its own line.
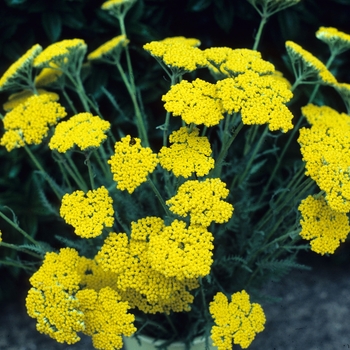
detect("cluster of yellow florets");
top-left (60, 186), bottom-right (114, 238)
top-left (0, 94), bottom-right (67, 151)
top-left (88, 35), bottom-right (129, 61)
top-left (298, 195), bottom-right (350, 255)
top-left (49, 112), bottom-right (111, 153)
top-left (158, 126), bottom-right (215, 177)
top-left (316, 26), bottom-right (350, 55)
top-left (166, 178), bottom-right (234, 227)
top-left (298, 104), bottom-right (350, 213)
top-left (108, 135), bottom-right (158, 193)
top-left (210, 290), bottom-right (266, 350)
top-left (143, 36), bottom-right (207, 72)
top-left (35, 64), bottom-right (63, 87)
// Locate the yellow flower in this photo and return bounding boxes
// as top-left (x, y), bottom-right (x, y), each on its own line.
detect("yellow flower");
top-left (143, 37), bottom-right (207, 72)
top-left (298, 104), bottom-right (350, 213)
top-left (60, 186), bottom-right (114, 239)
top-left (217, 71), bottom-right (294, 132)
top-left (0, 94), bottom-right (67, 151)
top-left (316, 26), bottom-right (350, 55)
top-left (26, 248), bottom-right (85, 344)
top-left (0, 44), bottom-right (42, 91)
top-left (210, 290), bottom-right (266, 350)
top-left (162, 78), bottom-right (225, 127)
top-left (34, 39), bottom-right (87, 68)
top-left (298, 195), bottom-right (350, 255)
top-left (108, 135), bottom-right (158, 194)
top-left (158, 126), bottom-right (215, 178)
top-left (332, 82), bottom-right (350, 113)
top-left (35, 65), bottom-right (63, 87)
top-left (102, 0), bottom-right (137, 10)
top-left (0, 230), bottom-right (2, 243)
top-left (49, 112), bottom-right (111, 153)
top-left (88, 35), bottom-right (129, 62)
top-left (76, 287), bottom-right (136, 350)
top-left (166, 178), bottom-right (234, 227)
top-left (2, 89), bottom-right (59, 112)
top-left (285, 41), bottom-right (337, 84)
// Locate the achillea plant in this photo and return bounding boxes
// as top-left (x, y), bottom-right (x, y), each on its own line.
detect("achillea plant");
top-left (0, 0), bottom-right (349, 349)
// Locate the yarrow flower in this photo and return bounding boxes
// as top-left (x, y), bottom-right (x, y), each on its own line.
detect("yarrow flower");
top-left (60, 186), bottom-right (114, 238)
top-left (35, 64), bottom-right (63, 87)
top-left (217, 71), bottom-right (294, 132)
top-left (26, 248), bottom-right (85, 344)
top-left (166, 178), bottom-right (234, 227)
top-left (210, 290), bottom-right (266, 350)
top-left (76, 287), bottom-right (136, 350)
top-left (0, 44), bottom-right (42, 91)
top-left (246, 0), bottom-right (301, 16)
top-left (298, 104), bottom-right (350, 213)
top-left (87, 35), bottom-right (129, 62)
top-left (108, 135), bottom-right (158, 193)
top-left (101, 0), bottom-right (137, 19)
top-left (49, 113), bottom-right (111, 153)
top-left (285, 41), bottom-right (337, 85)
top-left (158, 126), bottom-right (215, 178)
top-left (144, 37), bottom-right (207, 72)
top-left (332, 82), bottom-right (350, 114)
top-left (298, 195), bottom-right (350, 255)
top-left (162, 78), bottom-right (225, 127)
top-left (316, 26), bottom-right (350, 56)
top-left (0, 94), bottom-right (67, 151)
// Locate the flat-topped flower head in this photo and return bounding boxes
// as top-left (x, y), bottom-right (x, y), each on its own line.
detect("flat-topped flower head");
top-left (3, 89), bottom-right (59, 112)
top-left (49, 113), bottom-right (111, 153)
top-left (205, 47), bottom-right (275, 77)
top-left (143, 37), bottom-right (207, 73)
top-left (332, 82), bottom-right (350, 113)
top-left (101, 0), bottom-right (137, 19)
top-left (298, 104), bottom-right (350, 213)
top-left (26, 248), bottom-right (85, 344)
top-left (158, 126), bottom-right (215, 178)
top-left (286, 41), bottom-right (337, 85)
top-left (88, 35), bottom-right (129, 62)
top-left (108, 135), bottom-right (158, 193)
top-left (34, 39), bottom-right (87, 69)
top-left (0, 44), bottom-right (42, 92)
top-left (316, 27), bottom-right (350, 55)
top-left (210, 290), bottom-right (266, 350)
top-left (60, 186), bottom-right (114, 239)
top-left (298, 195), bottom-right (350, 255)
top-left (166, 178), bottom-right (234, 227)
top-left (162, 78), bottom-right (225, 127)
top-left (0, 94), bottom-right (66, 151)
top-left (217, 71), bottom-right (294, 132)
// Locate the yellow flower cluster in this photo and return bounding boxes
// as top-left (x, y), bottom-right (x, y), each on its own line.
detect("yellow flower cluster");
top-left (88, 35), bottom-right (129, 61)
top-left (0, 230), bottom-right (2, 243)
top-left (298, 195), bottom-right (350, 255)
top-left (96, 217), bottom-right (203, 314)
top-left (158, 126), bottom-right (215, 178)
top-left (34, 39), bottom-right (87, 68)
top-left (101, 0), bottom-right (137, 11)
top-left (316, 26), bottom-right (350, 55)
top-left (2, 89), bottom-right (59, 112)
top-left (108, 135), bottom-right (158, 193)
top-left (0, 44), bottom-right (42, 91)
top-left (333, 82), bottom-right (350, 112)
top-left (0, 94), bottom-right (67, 151)
top-left (285, 41), bottom-right (337, 84)
top-left (210, 290), bottom-right (266, 350)
top-left (60, 186), bottom-right (114, 238)
top-left (162, 78), bottom-right (225, 127)
top-left (298, 104), bottom-right (350, 213)
top-left (49, 112), bottom-right (111, 153)
top-left (35, 65), bottom-right (63, 87)
top-left (204, 47), bottom-right (275, 77)
top-left (166, 178), bottom-right (234, 227)
top-left (26, 248), bottom-right (85, 344)
top-left (217, 71), bottom-right (294, 132)
top-left (77, 287), bottom-right (136, 350)
top-left (143, 37), bottom-right (207, 72)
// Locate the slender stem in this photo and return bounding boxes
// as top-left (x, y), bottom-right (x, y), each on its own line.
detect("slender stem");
top-left (147, 176), bottom-right (172, 217)
top-left (85, 152), bottom-right (95, 190)
top-left (61, 87), bottom-right (78, 114)
top-left (253, 14), bottom-right (268, 51)
top-left (0, 241), bottom-right (43, 259)
top-left (62, 153), bottom-right (88, 192)
top-left (0, 259), bottom-right (36, 272)
top-left (164, 312), bottom-right (178, 337)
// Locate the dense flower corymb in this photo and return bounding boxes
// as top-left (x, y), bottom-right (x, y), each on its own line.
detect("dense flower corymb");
top-left (49, 113), bottom-right (111, 153)
top-left (162, 78), bottom-right (225, 127)
top-left (108, 135), bottom-right (158, 193)
top-left (166, 178), bottom-right (234, 227)
top-left (0, 94), bottom-right (67, 151)
top-left (158, 126), bottom-right (215, 178)
top-left (210, 290), bottom-right (266, 350)
top-left (88, 35), bottom-right (129, 62)
top-left (60, 186), bottom-right (114, 238)
top-left (316, 26), bottom-right (350, 55)
top-left (298, 195), bottom-right (350, 255)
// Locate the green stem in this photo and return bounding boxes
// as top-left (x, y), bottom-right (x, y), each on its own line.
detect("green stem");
top-left (164, 312), bottom-right (178, 337)
top-left (62, 153), bottom-right (88, 192)
top-left (253, 14), bottom-right (268, 51)
top-left (0, 259), bottom-right (36, 272)
top-left (61, 87), bottom-right (78, 114)
top-left (85, 152), bottom-right (95, 189)
top-left (0, 241), bottom-right (43, 259)
top-left (147, 176), bottom-right (172, 217)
